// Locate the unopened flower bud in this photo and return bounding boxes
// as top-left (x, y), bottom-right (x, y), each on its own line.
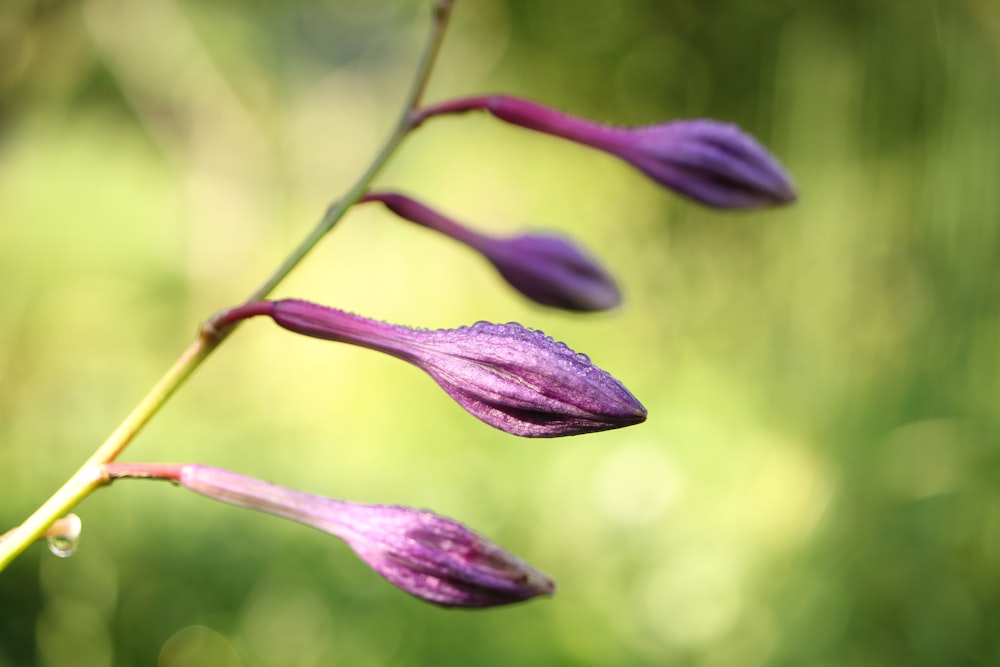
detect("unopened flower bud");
top-left (237, 299), bottom-right (645, 437)
top-left (362, 191), bottom-right (620, 311)
top-left (179, 465), bottom-right (555, 608)
top-left (608, 118), bottom-right (797, 209)
top-left (478, 232), bottom-right (621, 311)
top-left (415, 95), bottom-right (797, 210)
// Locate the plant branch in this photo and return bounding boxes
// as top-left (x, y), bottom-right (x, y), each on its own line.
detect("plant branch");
top-left (0, 0), bottom-right (457, 572)
top-left (245, 0), bottom-right (454, 304)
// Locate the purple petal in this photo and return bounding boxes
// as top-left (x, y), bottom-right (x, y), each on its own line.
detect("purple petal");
top-left (327, 503), bottom-right (555, 608)
top-left (475, 233), bottom-right (622, 311)
top-left (417, 95), bottom-right (797, 210)
top-left (618, 120), bottom-right (797, 209)
top-left (179, 465), bottom-right (554, 608)
top-left (267, 299), bottom-right (647, 437)
top-left (362, 192), bottom-right (621, 312)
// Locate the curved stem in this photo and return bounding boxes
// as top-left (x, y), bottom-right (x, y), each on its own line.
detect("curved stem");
top-left (0, 0), bottom-right (457, 572)
top-left (246, 0), bottom-right (454, 303)
top-left (413, 94), bottom-right (622, 152)
top-left (105, 462), bottom-right (184, 481)
top-left (358, 191), bottom-right (490, 248)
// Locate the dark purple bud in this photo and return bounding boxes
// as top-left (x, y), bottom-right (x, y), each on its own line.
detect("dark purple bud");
top-left (178, 465), bottom-right (554, 608)
top-left (479, 233), bottom-right (621, 311)
top-left (360, 192), bottom-right (620, 312)
top-left (609, 119), bottom-right (797, 210)
top-left (415, 95), bottom-right (797, 210)
top-left (230, 299), bottom-right (645, 437)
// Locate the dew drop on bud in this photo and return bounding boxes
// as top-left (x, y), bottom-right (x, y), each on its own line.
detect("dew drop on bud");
top-left (46, 513), bottom-right (81, 558)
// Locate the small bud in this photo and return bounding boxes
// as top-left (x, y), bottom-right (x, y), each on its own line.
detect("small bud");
top-left (179, 465), bottom-right (555, 608)
top-left (478, 233), bottom-right (621, 311)
top-left (415, 95), bottom-right (797, 210)
top-left (361, 191), bottom-right (621, 312)
top-left (608, 119), bottom-right (797, 210)
top-left (263, 299), bottom-right (647, 437)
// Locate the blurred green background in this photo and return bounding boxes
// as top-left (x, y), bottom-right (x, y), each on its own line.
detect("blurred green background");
top-left (2, 0), bottom-right (999, 665)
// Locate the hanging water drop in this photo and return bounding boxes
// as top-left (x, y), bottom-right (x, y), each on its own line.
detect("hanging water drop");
top-left (47, 534), bottom-right (77, 558)
top-left (45, 513), bottom-right (81, 558)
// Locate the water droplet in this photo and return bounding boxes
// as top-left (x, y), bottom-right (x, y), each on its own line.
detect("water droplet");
top-left (47, 534), bottom-right (78, 558)
top-left (46, 513), bottom-right (81, 558)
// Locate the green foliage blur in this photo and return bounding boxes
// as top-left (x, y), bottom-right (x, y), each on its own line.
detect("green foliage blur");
top-left (2, 0), bottom-right (999, 665)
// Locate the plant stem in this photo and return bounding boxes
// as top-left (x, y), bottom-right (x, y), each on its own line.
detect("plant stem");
top-left (104, 462), bottom-right (185, 481)
top-left (246, 0), bottom-right (454, 304)
top-left (358, 191), bottom-right (490, 248)
top-left (0, 0), bottom-right (456, 572)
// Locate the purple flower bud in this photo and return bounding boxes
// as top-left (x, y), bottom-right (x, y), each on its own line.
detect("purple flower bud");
top-left (229, 299), bottom-right (646, 437)
top-left (361, 191), bottom-right (621, 311)
top-left (479, 233), bottom-right (621, 311)
top-left (415, 95), bottom-right (797, 210)
top-left (609, 119), bottom-right (797, 210)
top-left (178, 465), bottom-right (554, 608)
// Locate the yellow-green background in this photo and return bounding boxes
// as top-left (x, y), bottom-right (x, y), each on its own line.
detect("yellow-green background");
top-left (2, 1), bottom-right (999, 665)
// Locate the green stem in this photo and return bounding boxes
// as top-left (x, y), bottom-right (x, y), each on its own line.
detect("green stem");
top-left (0, 0), bottom-right (456, 572)
top-left (246, 0), bottom-right (453, 303)
top-left (0, 334), bottom-right (215, 569)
